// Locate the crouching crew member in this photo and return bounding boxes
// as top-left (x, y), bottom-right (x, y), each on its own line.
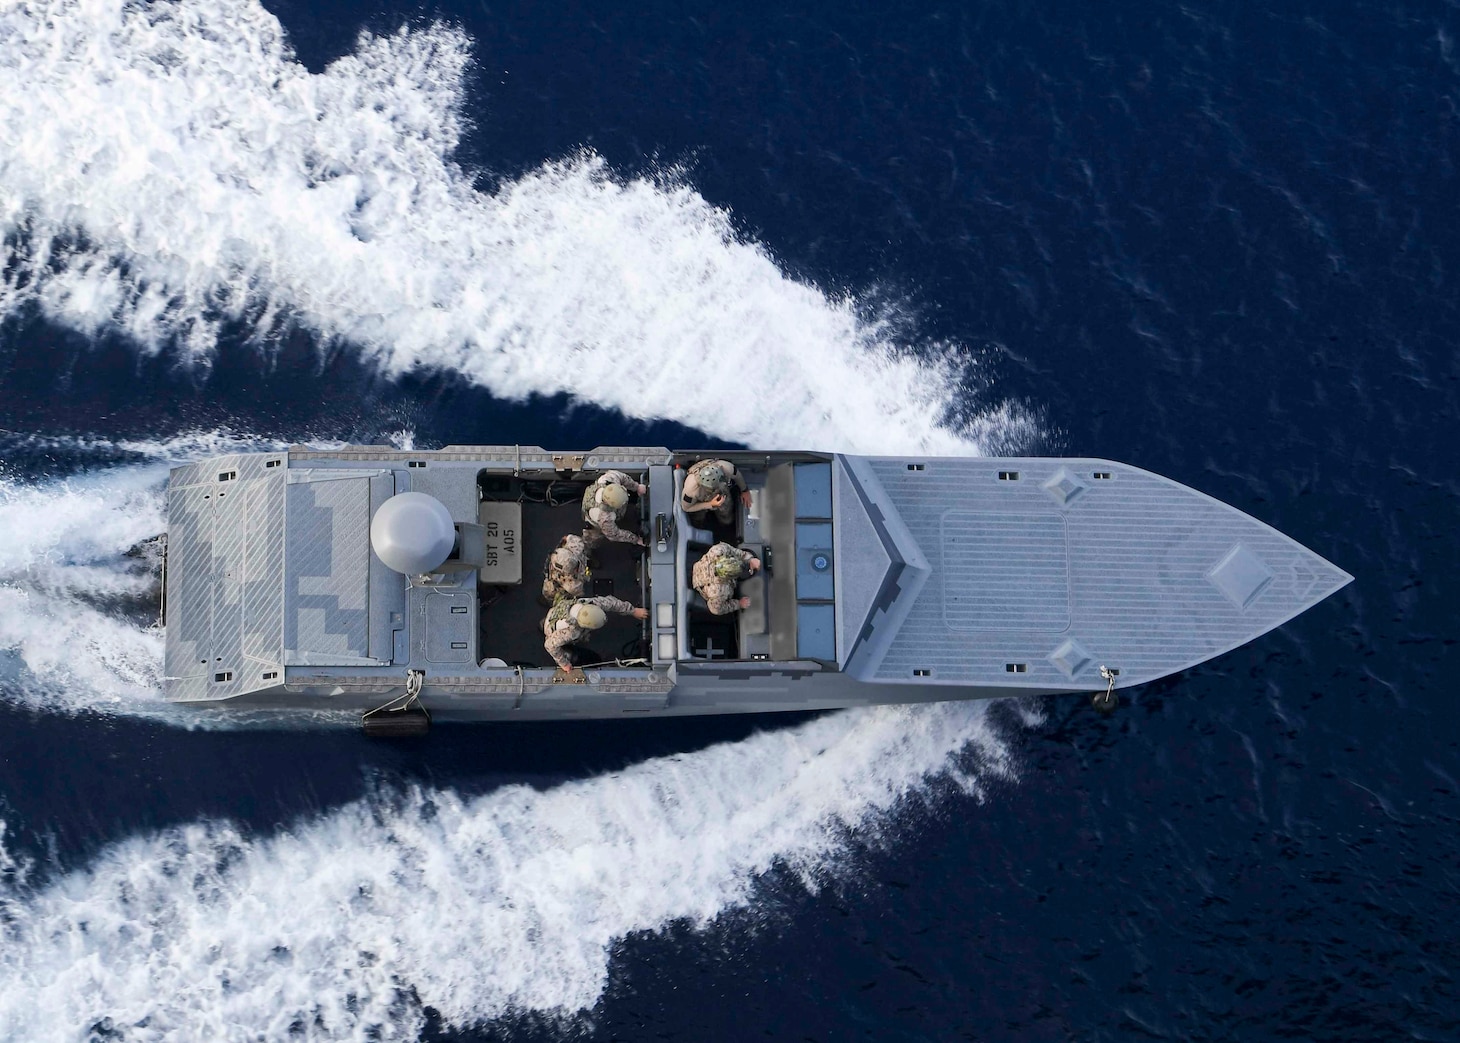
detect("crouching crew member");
top-left (691, 542), bottom-right (761, 615)
top-left (541, 533), bottom-right (590, 601)
top-left (681, 459), bottom-right (751, 528)
top-left (544, 595), bottom-right (650, 671)
top-left (582, 470), bottom-right (647, 546)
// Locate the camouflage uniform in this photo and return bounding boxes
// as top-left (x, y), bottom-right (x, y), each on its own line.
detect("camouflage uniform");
top-left (543, 594), bottom-right (640, 670)
top-left (691, 543), bottom-right (756, 615)
top-left (541, 533), bottom-right (589, 601)
top-left (681, 459), bottom-right (747, 527)
top-left (581, 469), bottom-right (645, 546)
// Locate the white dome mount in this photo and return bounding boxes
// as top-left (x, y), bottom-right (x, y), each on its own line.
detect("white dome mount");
top-left (370, 492), bottom-right (456, 575)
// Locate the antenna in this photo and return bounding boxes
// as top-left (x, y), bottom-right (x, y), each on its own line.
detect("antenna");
top-left (370, 491), bottom-right (455, 575)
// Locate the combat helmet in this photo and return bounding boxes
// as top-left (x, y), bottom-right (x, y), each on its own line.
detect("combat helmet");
top-left (712, 554), bottom-right (746, 580)
top-left (573, 603), bottom-right (608, 629)
top-left (599, 482), bottom-right (629, 510)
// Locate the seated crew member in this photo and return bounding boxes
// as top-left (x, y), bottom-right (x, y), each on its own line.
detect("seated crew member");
top-left (681, 459), bottom-right (752, 528)
top-left (541, 533), bottom-right (590, 601)
top-left (544, 595), bottom-right (650, 671)
top-left (582, 470), bottom-right (647, 547)
top-left (691, 542), bottom-right (762, 615)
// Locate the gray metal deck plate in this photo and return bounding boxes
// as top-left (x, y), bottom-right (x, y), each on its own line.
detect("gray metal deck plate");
top-left (283, 471), bottom-right (389, 666)
top-left (857, 457), bottom-right (1351, 688)
top-left (166, 446), bottom-right (673, 703)
top-left (165, 452), bottom-right (289, 702)
top-left (940, 511), bottom-right (1070, 632)
top-left (832, 471), bottom-right (892, 652)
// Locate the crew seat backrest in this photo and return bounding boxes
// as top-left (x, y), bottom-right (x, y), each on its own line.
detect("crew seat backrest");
top-left (686, 546), bottom-right (708, 587)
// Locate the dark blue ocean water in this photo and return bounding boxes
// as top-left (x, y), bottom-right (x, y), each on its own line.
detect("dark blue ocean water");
top-left (1, 0), bottom-right (1457, 1039)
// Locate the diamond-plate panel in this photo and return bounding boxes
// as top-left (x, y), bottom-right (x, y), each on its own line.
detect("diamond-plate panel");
top-left (209, 473), bottom-right (246, 686)
top-left (242, 475), bottom-right (286, 665)
top-left (165, 484), bottom-right (215, 686)
top-left (165, 454), bottom-right (289, 701)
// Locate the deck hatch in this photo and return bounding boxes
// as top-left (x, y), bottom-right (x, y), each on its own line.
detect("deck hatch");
top-left (793, 464), bottom-right (837, 659)
top-left (795, 522), bottom-right (834, 600)
top-left (793, 463), bottom-right (832, 518)
top-left (796, 604), bottom-right (836, 660)
top-left (426, 591), bottom-right (474, 663)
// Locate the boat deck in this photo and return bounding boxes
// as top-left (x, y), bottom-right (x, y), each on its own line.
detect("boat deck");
top-left (162, 445), bottom-right (1350, 710)
top-left (839, 456), bottom-right (1351, 689)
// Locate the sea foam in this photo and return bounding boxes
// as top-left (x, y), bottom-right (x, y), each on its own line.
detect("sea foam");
top-left (0, 432), bottom-right (313, 717)
top-left (0, 463), bottom-right (169, 711)
top-left (0, 3), bottom-right (1039, 1037)
top-left (0, 700), bottom-right (1014, 1041)
top-left (0, 0), bottom-right (1032, 455)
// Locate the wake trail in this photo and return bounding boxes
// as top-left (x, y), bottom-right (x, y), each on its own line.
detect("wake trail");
top-left (0, 0), bottom-right (1034, 455)
top-left (0, 699), bottom-right (1019, 1041)
top-left (0, 431), bottom-right (325, 719)
top-left (0, 461), bottom-right (169, 711)
top-left (0, 3), bottom-right (1049, 1036)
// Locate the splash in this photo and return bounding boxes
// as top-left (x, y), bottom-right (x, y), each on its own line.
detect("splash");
top-left (0, 0), bottom-right (1034, 455)
top-left (0, 5), bottom-right (1042, 1037)
top-left (0, 429), bottom-right (305, 474)
top-left (0, 464), bottom-right (169, 710)
top-left (0, 431), bottom-right (323, 718)
top-left (0, 699), bottom-right (1013, 1041)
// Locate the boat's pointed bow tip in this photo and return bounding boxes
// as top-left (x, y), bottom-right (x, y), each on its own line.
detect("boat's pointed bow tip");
top-left (1312, 556), bottom-right (1355, 604)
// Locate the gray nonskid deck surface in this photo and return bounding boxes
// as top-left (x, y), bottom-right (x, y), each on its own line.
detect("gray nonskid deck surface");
top-left (165, 452), bottom-right (288, 703)
top-left (858, 457), bottom-right (1351, 689)
top-left (165, 451), bottom-right (657, 703)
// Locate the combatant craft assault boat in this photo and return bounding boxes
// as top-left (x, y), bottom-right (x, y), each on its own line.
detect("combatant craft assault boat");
top-left (161, 446), bottom-right (1350, 732)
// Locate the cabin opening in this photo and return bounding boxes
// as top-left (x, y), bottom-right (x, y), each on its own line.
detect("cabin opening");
top-left (474, 469), bottom-right (651, 669)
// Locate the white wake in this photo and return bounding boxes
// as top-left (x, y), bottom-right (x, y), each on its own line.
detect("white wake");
top-left (0, 432), bottom-right (317, 717)
top-left (0, 700), bottom-right (1017, 1041)
top-left (0, 462), bottom-right (169, 711)
top-left (0, 0), bottom-right (1032, 455)
top-left (0, 2), bottom-right (1045, 1038)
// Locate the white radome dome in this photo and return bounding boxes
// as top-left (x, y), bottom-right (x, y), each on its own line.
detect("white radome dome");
top-left (370, 492), bottom-right (455, 574)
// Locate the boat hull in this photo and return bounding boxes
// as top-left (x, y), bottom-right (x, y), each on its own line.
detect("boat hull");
top-left (160, 446), bottom-right (1351, 724)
